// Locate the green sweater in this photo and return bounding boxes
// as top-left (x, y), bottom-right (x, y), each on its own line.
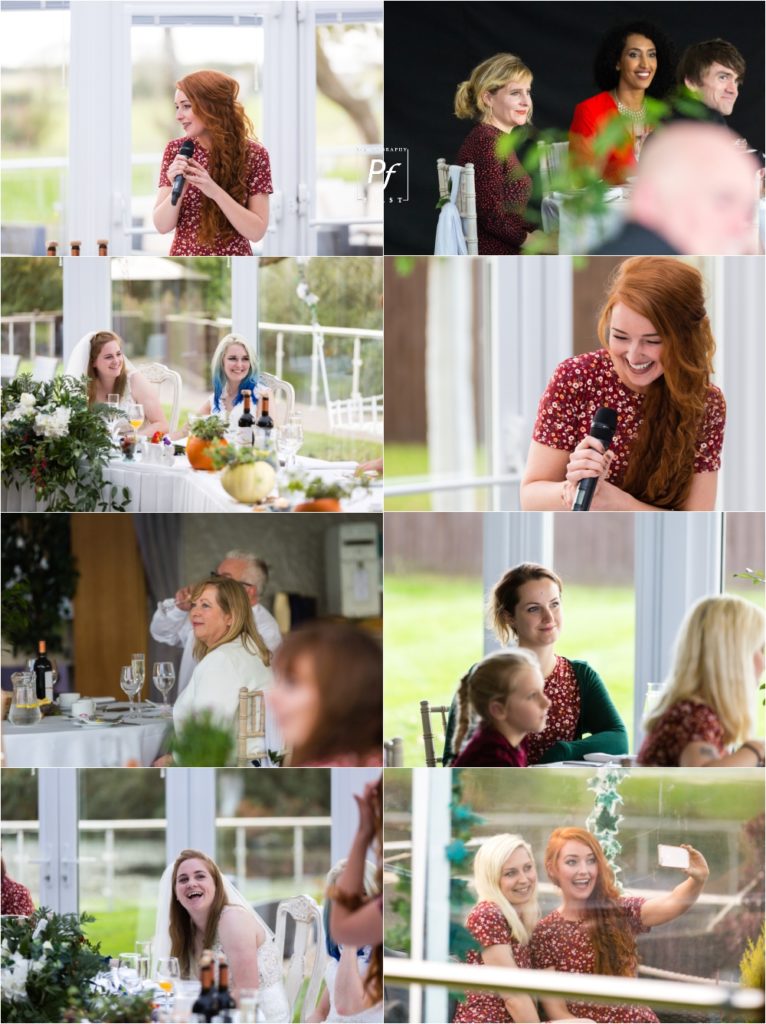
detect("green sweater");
top-left (442, 658), bottom-right (629, 765)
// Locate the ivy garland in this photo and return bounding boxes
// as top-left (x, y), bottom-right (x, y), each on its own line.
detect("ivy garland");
top-left (586, 765), bottom-right (629, 890)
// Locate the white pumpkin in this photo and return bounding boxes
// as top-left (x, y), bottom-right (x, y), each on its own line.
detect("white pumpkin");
top-left (221, 462), bottom-right (276, 503)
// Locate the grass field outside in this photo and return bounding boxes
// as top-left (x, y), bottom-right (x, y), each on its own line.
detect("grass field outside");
top-left (384, 576), bottom-right (636, 767)
top-left (384, 443), bottom-right (491, 511)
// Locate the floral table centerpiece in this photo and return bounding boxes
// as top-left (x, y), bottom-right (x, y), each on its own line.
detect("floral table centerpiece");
top-left (1, 908), bottom-right (154, 1023)
top-left (1, 375), bottom-right (129, 511)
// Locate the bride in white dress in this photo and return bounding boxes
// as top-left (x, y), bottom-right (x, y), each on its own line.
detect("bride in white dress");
top-left (64, 329), bottom-right (168, 435)
top-left (154, 849), bottom-right (290, 1022)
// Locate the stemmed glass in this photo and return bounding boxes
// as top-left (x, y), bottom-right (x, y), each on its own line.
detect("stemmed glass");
top-left (120, 666), bottom-right (140, 720)
top-left (277, 413), bottom-right (304, 470)
top-left (127, 403), bottom-right (144, 433)
top-left (117, 953), bottom-right (143, 994)
top-left (131, 653), bottom-right (145, 720)
top-left (156, 956), bottom-right (180, 1012)
top-left (152, 661), bottom-right (176, 717)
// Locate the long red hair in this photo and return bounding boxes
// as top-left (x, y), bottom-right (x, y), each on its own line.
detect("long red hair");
top-left (177, 70), bottom-right (257, 246)
top-left (544, 827), bottom-right (638, 977)
top-left (597, 257), bottom-right (716, 509)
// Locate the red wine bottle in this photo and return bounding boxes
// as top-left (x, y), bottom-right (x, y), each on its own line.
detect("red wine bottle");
top-left (212, 956), bottom-right (236, 1023)
top-left (192, 954), bottom-right (218, 1023)
top-left (33, 640), bottom-right (52, 702)
top-left (237, 389), bottom-right (255, 446)
top-left (256, 391), bottom-right (274, 445)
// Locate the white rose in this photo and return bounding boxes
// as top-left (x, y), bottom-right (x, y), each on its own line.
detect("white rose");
top-left (18, 393), bottom-right (36, 408)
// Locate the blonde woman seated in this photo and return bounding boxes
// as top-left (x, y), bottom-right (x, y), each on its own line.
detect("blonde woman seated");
top-left (638, 594), bottom-right (765, 767)
top-left (64, 330), bottom-right (168, 435)
top-left (453, 833), bottom-right (593, 1024)
top-left (171, 577), bottom-right (281, 763)
top-left (307, 859), bottom-right (382, 1024)
top-left (153, 849), bottom-right (289, 1020)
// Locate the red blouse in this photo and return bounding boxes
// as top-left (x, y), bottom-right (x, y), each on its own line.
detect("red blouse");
top-left (456, 123), bottom-right (535, 255)
top-left (530, 898), bottom-right (658, 1023)
top-left (532, 349), bottom-right (725, 495)
top-left (638, 700), bottom-right (725, 766)
top-left (569, 91), bottom-right (637, 184)
top-left (523, 656), bottom-right (580, 766)
top-left (159, 137), bottom-right (273, 256)
top-left (1, 873), bottom-right (35, 916)
top-left (452, 724), bottom-right (527, 768)
top-left (453, 901), bottom-right (531, 1024)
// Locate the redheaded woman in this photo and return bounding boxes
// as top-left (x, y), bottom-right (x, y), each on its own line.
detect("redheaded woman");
top-left (521, 257), bottom-right (725, 511)
top-left (153, 70), bottom-right (272, 255)
top-left (531, 827), bottom-right (708, 1023)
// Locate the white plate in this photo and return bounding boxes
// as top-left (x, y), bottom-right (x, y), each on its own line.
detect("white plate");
top-left (70, 718), bottom-right (119, 728)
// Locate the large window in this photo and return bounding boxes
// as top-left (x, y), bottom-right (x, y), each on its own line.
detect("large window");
top-left (314, 17), bottom-right (383, 253)
top-left (0, 6), bottom-right (70, 255)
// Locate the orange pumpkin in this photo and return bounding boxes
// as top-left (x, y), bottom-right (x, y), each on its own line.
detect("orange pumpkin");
top-left (187, 436), bottom-right (227, 471)
top-left (294, 498), bottom-right (341, 512)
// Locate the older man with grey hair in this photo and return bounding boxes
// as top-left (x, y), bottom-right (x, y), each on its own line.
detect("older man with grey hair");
top-left (150, 549), bottom-right (282, 696)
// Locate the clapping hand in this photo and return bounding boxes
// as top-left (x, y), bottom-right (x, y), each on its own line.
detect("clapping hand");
top-left (353, 779), bottom-right (381, 847)
top-left (175, 585), bottom-right (193, 612)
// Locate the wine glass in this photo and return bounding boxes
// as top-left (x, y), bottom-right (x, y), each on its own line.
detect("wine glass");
top-left (118, 953), bottom-right (142, 994)
top-left (119, 666), bottom-right (140, 720)
top-left (153, 661), bottom-right (176, 717)
top-left (156, 956), bottom-right (180, 1011)
top-left (643, 682), bottom-right (664, 721)
top-left (135, 939), bottom-right (153, 974)
top-left (127, 403), bottom-right (144, 433)
top-left (277, 413), bottom-right (304, 470)
top-left (131, 652), bottom-right (146, 719)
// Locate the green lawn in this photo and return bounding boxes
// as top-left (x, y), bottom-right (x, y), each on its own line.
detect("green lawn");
top-left (83, 903), bottom-right (158, 957)
top-left (384, 443), bottom-right (491, 511)
top-left (384, 576), bottom-right (635, 767)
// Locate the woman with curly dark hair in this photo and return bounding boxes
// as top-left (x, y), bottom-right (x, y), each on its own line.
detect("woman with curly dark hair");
top-left (569, 21), bottom-right (675, 183)
top-left (153, 69), bottom-right (272, 255)
top-left (530, 828), bottom-right (708, 1023)
top-left (521, 257), bottom-right (725, 511)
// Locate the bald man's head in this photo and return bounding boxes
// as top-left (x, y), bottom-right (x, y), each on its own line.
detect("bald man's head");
top-left (630, 123), bottom-right (758, 254)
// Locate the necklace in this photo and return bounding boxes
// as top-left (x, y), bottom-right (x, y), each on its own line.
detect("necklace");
top-left (612, 91), bottom-right (646, 122)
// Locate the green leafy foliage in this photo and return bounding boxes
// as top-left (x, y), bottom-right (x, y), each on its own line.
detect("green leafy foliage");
top-left (1, 374), bottom-right (129, 512)
top-left (0, 908), bottom-right (154, 1023)
top-left (189, 415), bottom-right (227, 441)
top-left (1, 514), bottom-right (78, 656)
top-left (169, 709), bottom-right (235, 766)
top-left (448, 771), bottom-right (486, 974)
top-left (210, 443), bottom-right (276, 469)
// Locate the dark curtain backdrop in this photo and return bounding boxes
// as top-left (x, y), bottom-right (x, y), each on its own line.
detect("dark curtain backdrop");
top-left (133, 512), bottom-right (182, 701)
top-left (384, 1), bottom-right (765, 254)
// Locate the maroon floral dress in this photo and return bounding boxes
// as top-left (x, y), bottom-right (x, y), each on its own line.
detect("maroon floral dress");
top-left (532, 349), bottom-right (725, 493)
top-left (159, 137), bottom-right (273, 255)
top-left (638, 700), bottom-right (725, 766)
top-left (453, 901), bottom-right (532, 1023)
top-left (523, 656), bottom-right (580, 766)
top-left (530, 899), bottom-right (658, 1023)
top-left (453, 724), bottom-right (527, 767)
top-left (1, 873), bottom-right (35, 915)
top-left (457, 123), bottom-right (535, 255)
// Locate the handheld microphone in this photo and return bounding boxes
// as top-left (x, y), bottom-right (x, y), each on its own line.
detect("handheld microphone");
top-left (171, 139), bottom-right (195, 206)
top-left (571, 407), bottom-right (618, 512)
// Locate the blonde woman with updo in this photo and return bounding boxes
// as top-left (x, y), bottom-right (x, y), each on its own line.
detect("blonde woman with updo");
top-left (638, 595), bottom-right (765, 767)
top-left (454, 53), bottom-right (538, 254)
top-left (453, 834), bottom-right (595, 1024)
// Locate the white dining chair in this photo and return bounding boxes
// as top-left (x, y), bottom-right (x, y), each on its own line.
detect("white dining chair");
top-left (140, 362), bottom-right (182, 432)
top-left (274, 894), bottom-right (326, 1023)
top-left (32, 356), bottom-right (59, 382)
top-left (260, 371), bottom-right (296, 423)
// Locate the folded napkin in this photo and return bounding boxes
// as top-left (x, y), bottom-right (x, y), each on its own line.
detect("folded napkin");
top-left (93, 697), bottom-right (116, 705)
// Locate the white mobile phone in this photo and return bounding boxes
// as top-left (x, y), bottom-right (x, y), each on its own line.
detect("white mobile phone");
top-left (657, 844), bottom-right (690, 869)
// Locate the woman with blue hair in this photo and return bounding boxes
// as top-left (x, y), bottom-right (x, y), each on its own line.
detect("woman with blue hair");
top-left (197, 332), bottom-right (261, 417)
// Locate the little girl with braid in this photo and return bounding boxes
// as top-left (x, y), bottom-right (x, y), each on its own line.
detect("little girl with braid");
top-left (453, 650), bottom-right (551, 767)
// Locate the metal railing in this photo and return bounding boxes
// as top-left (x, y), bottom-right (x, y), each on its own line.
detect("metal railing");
top-left (1, 815), bottom-right (331, 909)
top-left (1, 315), bottom-right (59, 360)
top-left (385, 473), bottom-right (521, 497)
top-left (383, 959), bottom-right (764, 1020)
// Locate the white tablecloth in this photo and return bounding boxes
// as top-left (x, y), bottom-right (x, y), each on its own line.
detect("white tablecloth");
top-left (2, 714), bottom-right (171, 767)
top-left (2, 455), bottom-right (382, 513)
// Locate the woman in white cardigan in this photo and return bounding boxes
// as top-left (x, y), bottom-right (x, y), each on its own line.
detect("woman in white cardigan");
top-left (172, 576), bottom-right (281, 762)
